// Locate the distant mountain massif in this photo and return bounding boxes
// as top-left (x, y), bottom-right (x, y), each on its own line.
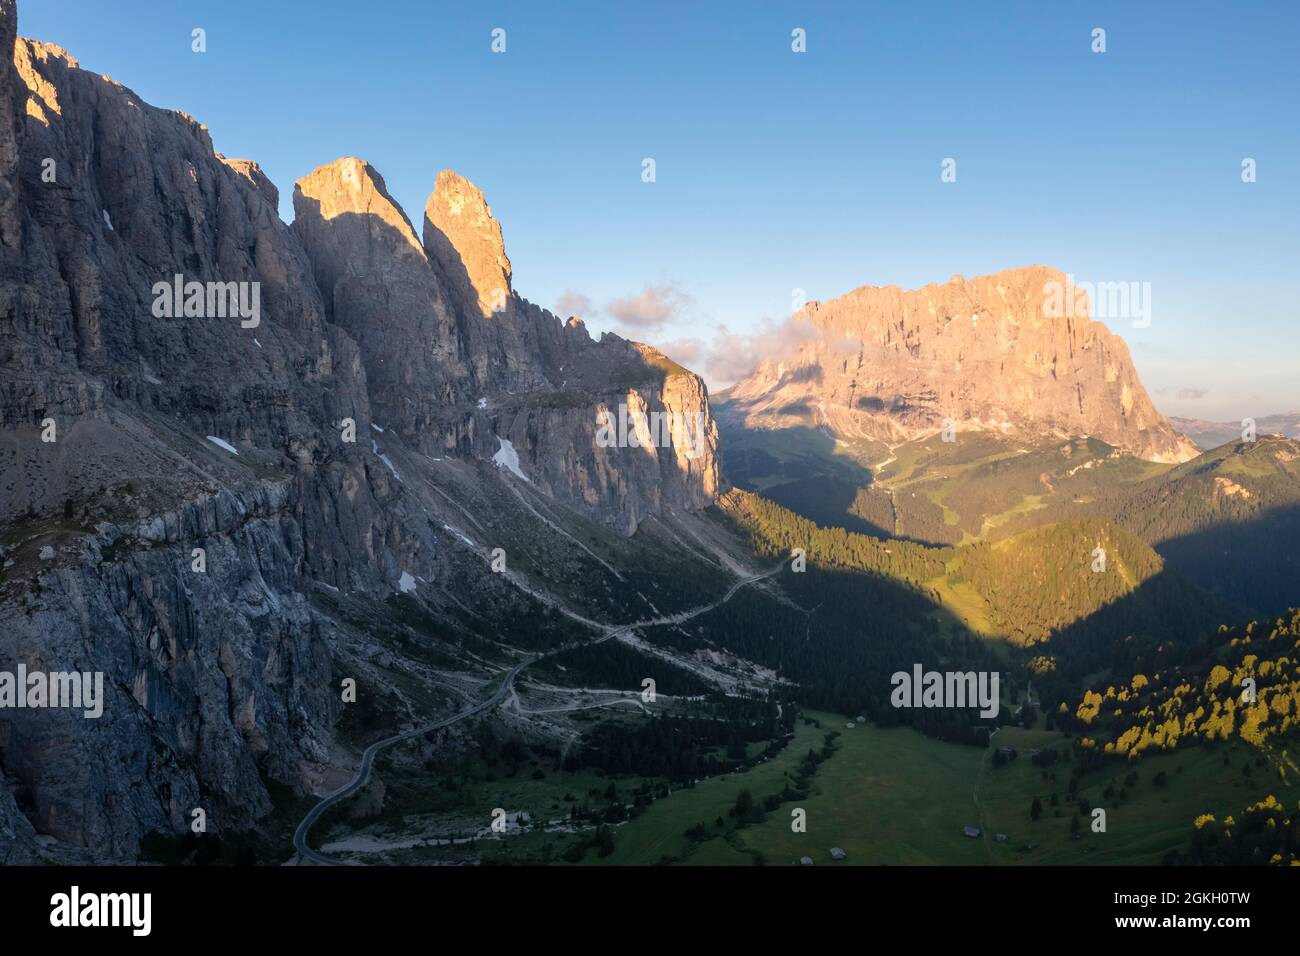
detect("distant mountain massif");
top-left (719, 265), bottom-right (1199, 464)
top-left (1171, 413), bottom-right (1300, 451)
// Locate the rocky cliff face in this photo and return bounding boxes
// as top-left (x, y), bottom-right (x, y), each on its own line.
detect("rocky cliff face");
top-left (0, 0), bottom-right (717, 861)
top-left (292, 158), bottom-right (466, 442)
top-left (0, 0), bottom-right (17, 252)
top-left (424, 169), bottom-right (513, 322)
top-left (723, 265), bottom-right (1197, 463)
top-left (292, 156), bottom-right (719, 531)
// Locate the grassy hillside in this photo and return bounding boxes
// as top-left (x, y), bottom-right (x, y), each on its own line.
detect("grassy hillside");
top-left (721, 416), bottom-right (1300, 616)
top-left (977, 726), bottom-right (1300, 865)
top-left (717, 423), bottom-right (1174, 548)
top-left (676, 717), bottom-right (990, 866)
top-left (1110, 436), bottom-right (1300, 615)
top-left (721, 491), bottom-right (1231, 658)
top-left (948, 517), bottom-right (1229, 652)
top-left (571, 709), bottom-right (1300, 866)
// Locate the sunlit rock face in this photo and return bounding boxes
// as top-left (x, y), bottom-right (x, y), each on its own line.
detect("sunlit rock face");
top-left (292, 158), bottom-right (720, 531)
top-left (293, 158), bottom-right (467, 445)
top-left (423, 169), bottom-right (513, 321)
top-left (724, 265), bottom-right (1197, 463)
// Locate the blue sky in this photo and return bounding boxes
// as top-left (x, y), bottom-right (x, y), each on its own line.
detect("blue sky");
top-left (20, 0), bottom-right (1299, 419)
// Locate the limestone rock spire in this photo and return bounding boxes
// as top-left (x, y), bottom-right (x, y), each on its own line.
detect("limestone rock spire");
top-left (423, 169), bottom-right (512, 319)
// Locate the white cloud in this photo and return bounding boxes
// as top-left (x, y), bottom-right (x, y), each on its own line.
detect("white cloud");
top-left (648, 315), bottom-right (822, 387)
top-left (605, 282), bottom-right (692, 330)
top-left (654, 337), bottom-right (705, 366)
top-left (555, 289), bottom-right (594, 319)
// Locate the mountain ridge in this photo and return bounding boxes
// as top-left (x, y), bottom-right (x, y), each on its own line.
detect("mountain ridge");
top-left (1170, 412), bottom-right (1300, 451)
top-left (0, 0), bottom-right (720, 861)
top-left (722, 264), bottom-right (1198, 465)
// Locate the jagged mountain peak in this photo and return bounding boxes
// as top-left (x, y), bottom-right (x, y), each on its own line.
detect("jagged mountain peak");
top-left (285, 153), bottom-right (720, 528)
top-left (727, 264), bottom-right (1197, 464)
top-left (423, 168), bottom-right (512, 319)
top-left (0, 0), bottom-right (725, 859)
top-left (800, 263), bottom-right (1059, 316)
top-left (295, 156), bottom-right (427, 260)
top-left (218, 155), bottom-right (278, 207)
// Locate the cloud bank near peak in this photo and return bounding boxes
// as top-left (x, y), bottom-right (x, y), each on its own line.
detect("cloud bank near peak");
top-left (653, 315), bottom-right (826, 388)
top-left (554, 282), bottom-right (692, 333)
top-left (553, 284), bottom-right (843, 389)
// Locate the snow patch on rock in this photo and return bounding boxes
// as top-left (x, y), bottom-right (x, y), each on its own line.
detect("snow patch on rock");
top-left (492, 437), bottom-right (528, 481)
top-left (442, 524), bottom-right (477, 548)
top-left (372, 440), bottom-right (401, 481)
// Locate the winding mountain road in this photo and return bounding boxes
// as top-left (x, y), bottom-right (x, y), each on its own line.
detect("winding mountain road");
top-left (293, 565), bottom-right (783, 865)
